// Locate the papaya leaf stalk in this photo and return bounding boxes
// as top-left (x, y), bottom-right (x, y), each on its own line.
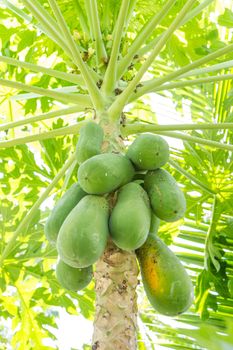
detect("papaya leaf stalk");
top-left (47, 0), bottom-right (105, 112)
top-left (101, 0), bottom-right (130, 95)
top-left (0, 106), bottom-right (84, 132)
top-left (108, 0), bottom-right (196, 120)
top-left (138, 43), bottom-right (233, 90)
top-left (73, 0), bottom-right (91, 38)
top-left (122, 122), bottom-right (233, 133)
top-left (85, 0), bottom-right (95, 39)
top-left (0, 122), bottom-right (86, 148)
top-left (2, 0), bottom-right (32, 22)
top-left (90, 0), bottom-right (108, 66)
top-left (21, 0), bottom-right (73, 57)
top-left (124, 127), bottom-right (233, 152)
top-left (0, 56), bottom-right (86, 85)
top-left (137, 0), bottom-right (214, 57)
top-left (116, 0), bottom-right (175, 80)
top-left (0, 78), bottom-right (92, 106)
top-left (133, 74), bottom-right (233, 101)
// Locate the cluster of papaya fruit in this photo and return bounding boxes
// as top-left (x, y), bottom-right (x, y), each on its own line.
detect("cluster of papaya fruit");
top-left (45, 121), bottom-right (193, 316)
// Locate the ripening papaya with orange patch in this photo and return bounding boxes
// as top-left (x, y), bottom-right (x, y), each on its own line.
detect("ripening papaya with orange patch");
top-left (136, 234), bottom-right (193, 316)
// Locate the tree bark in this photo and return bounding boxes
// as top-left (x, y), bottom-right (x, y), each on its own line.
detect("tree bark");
top-left (92, 239), bottom-right (139, 350)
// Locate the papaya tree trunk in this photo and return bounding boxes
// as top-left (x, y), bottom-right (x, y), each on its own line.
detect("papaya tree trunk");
top-left (92, 239), bottom-right (139, 350)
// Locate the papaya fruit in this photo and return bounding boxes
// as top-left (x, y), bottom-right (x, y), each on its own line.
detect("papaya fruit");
top-left (127, 134), bottom-right (169, 170)
top-left (78, 153), bottom-right (135, 195)
top-left (150, 213), bottom-right (160, 235)
top-left (56, 259), bottom-right (93, 291)
top-left (75, 121), bottom-right (104, 164)
top-left (45, 183), bottom-right (86, 244)
top-left (109, 182), bottom-right (151, 251)
top-left (136, 234), bottom-right (193, 316)
top-left (144, 169), bottom-right (186, 222)
top-left (57, 195), bottom-right (109, 268)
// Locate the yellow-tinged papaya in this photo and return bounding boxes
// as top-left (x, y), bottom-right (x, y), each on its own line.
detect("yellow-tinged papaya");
top-left (56, 259), bottom-right (93, 291)
top-left (57, 195), bottom-right (109, 268)
top-left (136, 234), bottom-right (193, 316)
top-left (75, 121), bottom-right (104, 164)
top-left (109, 182), bottom-right (151, 251)
top-left (127, 133), bottom-right (169, 170)
top-left (45, 183), bottom-right (86, 244)
top-left (78, 153), bottom-right (135, 194)
top-left (144, 169), bottom-right (186, 222)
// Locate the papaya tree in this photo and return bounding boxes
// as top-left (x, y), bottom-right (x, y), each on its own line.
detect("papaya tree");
top-left (0, 0), bottom-right (233, 349)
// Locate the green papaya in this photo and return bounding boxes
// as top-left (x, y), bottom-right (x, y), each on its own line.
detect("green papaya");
top-left (150, 213), bottom-right (160, 235)
top-left (45, 183), bottom-right (86, 244)
top-left (109, 182), bottom-right (151, 251)
top-left (75, 121), bottom-right (104, 164)
top-left (78, 153), bottom-right (135, 195)
top-left (127, 134), bottom-right (169, 170)
top-left (144, 169), bottom-right (186, 222)
top-left (57, 195), bottom-right (109, 268)
top-left (56, 259), bottom-right (93, 291)
top-left (136, 234), bottom-right (193, 316)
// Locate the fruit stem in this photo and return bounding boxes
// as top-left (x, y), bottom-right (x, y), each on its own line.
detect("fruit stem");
top-left (98, 111), bottom-right (125, 153)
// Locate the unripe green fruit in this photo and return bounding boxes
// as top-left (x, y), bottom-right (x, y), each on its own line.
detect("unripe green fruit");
top-left (109, 182), bottom-right (151, 251)
top-left (75, 121), bottom-right (104, 164)
top-left (57, 195), bottom-right (109, 268)
top-left (56, 259), bottom-right (93, 291)
top-left (144, 169), bottom-right (186, 222)
top-left (78, 153), bottom-right (135, 195)
top-left (45, 183), bottom-right (86, 244)
top-left (127, 133), bottom-right (169, 170)
top-left (150, 213), bottom-right (160, 235)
